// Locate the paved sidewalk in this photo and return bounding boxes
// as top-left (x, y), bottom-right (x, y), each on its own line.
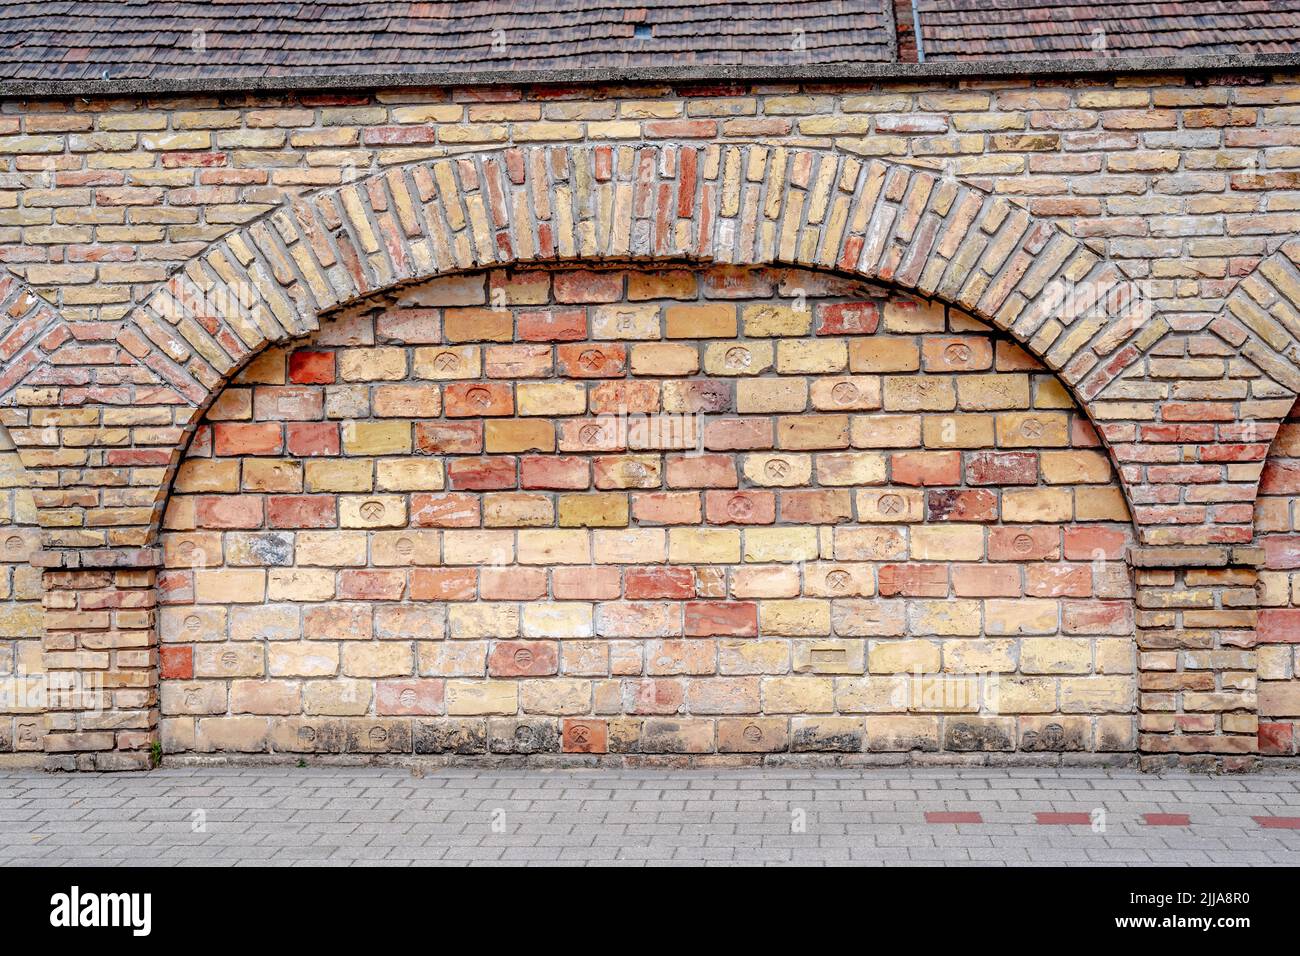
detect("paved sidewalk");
top-left (1, 766), bottom-right (1299, 866)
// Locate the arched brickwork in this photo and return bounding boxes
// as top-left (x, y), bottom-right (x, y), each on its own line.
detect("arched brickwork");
top-left (0, 141), bottom-right (1288, 769)
top-left (0, 143), bottom-right (1220, 550)
top-left (152, 264), bottom-right (1140, 762)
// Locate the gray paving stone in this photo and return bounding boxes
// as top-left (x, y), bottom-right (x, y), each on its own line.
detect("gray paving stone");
top-left (1, 767), bottom-right (1299, 866)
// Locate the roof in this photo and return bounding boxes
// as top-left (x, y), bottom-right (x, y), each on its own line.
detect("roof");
top-left (915, 0), bottom-right (1300, 59)
top-left (0, 1), bottom-right (1298, 87)
top-left (0, 0), bottom-right (895, 81)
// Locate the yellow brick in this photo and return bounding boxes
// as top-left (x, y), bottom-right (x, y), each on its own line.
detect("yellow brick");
top-left (1002, 488), bottom-right (1073, 522)
top-left (559, 493), bottom-right (629, 527)
top-left (516, 382), bottom-right (586, 416)
top-left (305, 458), bottom-right (374, 492)
top-left (1040, 450), bottom-right (1113, 484)
top-left (665, 303), bottom-right (736, 338)
top-left (517, 530), bottom-right (591, 564)
top-left (956, 374), bottom-right (1030, 410)
top-left (742, 303), bottom-right (811, 337)
top-left (629, 343), bottom-right (699, 376)
top-left (883, 376), bottom-right (956, 411)
top-left (743, 527), bottom-right (819, 562)
top-left (338, 346), bottom-right (407, 381)
top-left (375, 458), bottom-right (445, 491)
top-left (668, 528), bottom-right (741, 563)
top-left (869, 639), bottom-right (941, 674)
top-left (760, 600), bottom-right (831, 636)
top-left (342, 421), bottom-right (411, 455)
top-left (987, 600), bottom-right (1061, 636)
top-left (737, 378), bottom-right (807, 413)
top-left (339, 494), bottom-right (407, 528)
top-left (775, 339), bottom-right (848, 374)
top-left (910, 525), bottom-right (985, 561)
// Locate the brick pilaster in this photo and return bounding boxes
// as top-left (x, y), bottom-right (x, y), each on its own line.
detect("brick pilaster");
top-left (1132, 546), bottom-right (1260, 770)
top-left (39, 549), bottom-right (160, 771)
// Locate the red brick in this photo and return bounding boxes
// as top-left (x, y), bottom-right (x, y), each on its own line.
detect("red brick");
top-left (447, 457), bottom-right (517, 490)
top-left (1025, 564), bottom-right (1092, 597)
top-left (1142, 813), bottom-right (1191, 826)
top-left (667, 453), bottom-right (737, 489)
top-left (410, 568), bottom-right (477, 601)
top-left (481, 567), bottom-right (548, 600)
top-left (338, 569), bottom-right (406, 600)
top-left (213, 422), bottom-right (282, 456)
top-left (410, 493), bottom-right (481, 527)
top-left (414, 420), bottom-right (484, 454)
top-left (988, 526), bottom-right (1060, 561)
top-left (266, 494), bottom-right (336, 529)
top-left (562, 718), bottom-right (608, 753)
top-left (632, 491), bottom-right (703, 525)
top-left (443, 382), bottom-right (514, 417)
top-left (376, 680), bottom-right (444, 716)
top-left (553, 271), bottom-right (623, 303)
top-left (521, 455), bottom-right (589, 490)
top-left (160, 646), bottom-right (193, 680)
top-left (891, 451), bottom-right (961, 486)
top-left (780, 489), bottom-right (853, 523)
top-left (517, 308), bottom-right (587, 341)
top-left (1063, 526), bottom-right (1128, 560)
top-left (557, 343), bottom-right (627, 377)
top-left (289, 349), bottom-right (336, 384)
top-left (1034, 812), bottom-right (1092, 825)
top-left (926, 489), bottom-right (998, 522)
top-left (193, 495), bottom-right (264, 530)
top-left (1259, 609), bottom-right (1300, 644)
top-left (488, 641), bottom-right (559, 677)
top-left (704, 489), bottom-right (775, 525)
top-left (816, 301), bottom-right (880, 335)
top-left (952, 565), bottom-right (1021, 597)
top-left (553, 566), bottom-right (622, 600)
top-left (625, 566), bottom-right (695, 600)
top-left (1259, 722), bottom-right (1295, 755)
top-left (966, 451), bottom-right (1039, 485)
top-left (703, 417), bottom-right (773, 450)
top-left (685, 601), bottom-right (757, 636)
top-left (285, 422), bottom-right (339, 457)
top-left (878, 563), bottom-right (948, 597)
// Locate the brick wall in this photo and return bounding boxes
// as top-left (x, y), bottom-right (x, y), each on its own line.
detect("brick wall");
top-left (4, 76), bottom-right (1300, 327)
top-left (0, 429), bottom-right (41, 758)
top-left (155, 263), bottom-right (1138, 761)
top-left (1259, 396), bottom-right (1300, 756)
top-left (0, 70), bottom-right (1295, 768)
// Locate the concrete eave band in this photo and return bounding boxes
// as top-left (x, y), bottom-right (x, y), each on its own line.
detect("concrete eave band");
top-left (2, 52), bottom-right (1299, 100)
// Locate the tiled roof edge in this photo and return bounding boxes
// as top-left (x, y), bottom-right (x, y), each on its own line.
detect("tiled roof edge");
top-left (2, 51), bottom-right (1299, 98)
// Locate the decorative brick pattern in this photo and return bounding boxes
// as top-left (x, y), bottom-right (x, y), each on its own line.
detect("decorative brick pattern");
top-left (156, 265), bottom-right (1138, 760)
top-left (1258, 395), bottom-right (1300, 758)
top-left (0, 79), bottom-right (1295, 767)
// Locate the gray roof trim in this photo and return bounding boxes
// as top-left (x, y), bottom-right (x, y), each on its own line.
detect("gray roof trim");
top-left (0, 52), bottom-right (1297, 100)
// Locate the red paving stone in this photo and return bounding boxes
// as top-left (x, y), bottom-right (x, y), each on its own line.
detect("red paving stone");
top-left (1253, 816), bottom-right (1300, 829)
top-left (1034, 812), bottom-right (1093, 825)
top-left (924, 811), bottom-right (983, 824)
top-left (1143, 813), bottom-right (1191, 826)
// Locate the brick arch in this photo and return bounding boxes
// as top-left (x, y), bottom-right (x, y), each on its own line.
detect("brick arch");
top-left (5, 143), bottom-right (1276, 768)
top-left (18, 143), bottom-right (1176, 554)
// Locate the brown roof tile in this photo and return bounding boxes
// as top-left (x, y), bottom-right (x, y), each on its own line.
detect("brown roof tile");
top-left (0, 0), bottom-right (896, 80)
top-left (917, 0), bottom-right (1300, 59)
